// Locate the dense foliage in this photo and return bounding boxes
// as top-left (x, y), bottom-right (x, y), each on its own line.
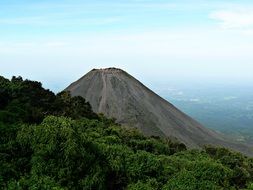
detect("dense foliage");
top-left (0, 76), bottom-right (253, 189)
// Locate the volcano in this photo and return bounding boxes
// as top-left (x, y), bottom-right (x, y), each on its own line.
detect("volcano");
top-left (65, 68), bottom-right (252, 155)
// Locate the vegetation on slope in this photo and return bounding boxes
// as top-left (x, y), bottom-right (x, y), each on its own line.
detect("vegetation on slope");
top-left (0, 76), bottom-right (253, 190)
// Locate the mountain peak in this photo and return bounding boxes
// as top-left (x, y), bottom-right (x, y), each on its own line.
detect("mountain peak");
top-left (92, 67), bottom-right (125, 74)
top-left (65, 68), bottom-right (253, 155)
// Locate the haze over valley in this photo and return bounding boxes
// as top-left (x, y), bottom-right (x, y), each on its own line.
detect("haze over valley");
top-left (151, 82), bottom-right (253, 144)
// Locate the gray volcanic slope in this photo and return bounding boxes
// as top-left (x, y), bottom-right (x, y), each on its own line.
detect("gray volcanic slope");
top-left (66, 68), bottom-right (253, 156)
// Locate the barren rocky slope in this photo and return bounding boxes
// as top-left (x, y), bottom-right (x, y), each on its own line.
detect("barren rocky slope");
top-left (65, 68), bottom-right (253, 155)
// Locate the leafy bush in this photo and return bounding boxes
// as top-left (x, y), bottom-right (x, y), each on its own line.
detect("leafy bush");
top-left (0, 76), bottom-right (253, 189)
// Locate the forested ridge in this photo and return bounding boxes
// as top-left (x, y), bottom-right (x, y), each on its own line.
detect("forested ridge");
top-left (0, 76), bottom-right (253, 190)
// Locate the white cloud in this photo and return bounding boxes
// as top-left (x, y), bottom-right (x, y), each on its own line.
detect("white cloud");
top-left (210, 10), bottom-right (253, 29)
top-left (0, 16), bottom-right (121, 26)
top-left (0, 17), bottom-right (44, 25)
top-left (42, 42), bottom-right (69, 47)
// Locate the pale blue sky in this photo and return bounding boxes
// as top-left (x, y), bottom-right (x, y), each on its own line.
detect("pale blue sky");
top-left (1, 0), bottom-right (253, 91)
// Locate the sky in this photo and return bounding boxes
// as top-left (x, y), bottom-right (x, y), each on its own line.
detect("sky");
top-left (1, 0), bottom-right (253, 92)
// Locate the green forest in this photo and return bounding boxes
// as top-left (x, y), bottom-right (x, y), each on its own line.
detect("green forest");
top-left (0, 76), bottom-right (253, 190)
